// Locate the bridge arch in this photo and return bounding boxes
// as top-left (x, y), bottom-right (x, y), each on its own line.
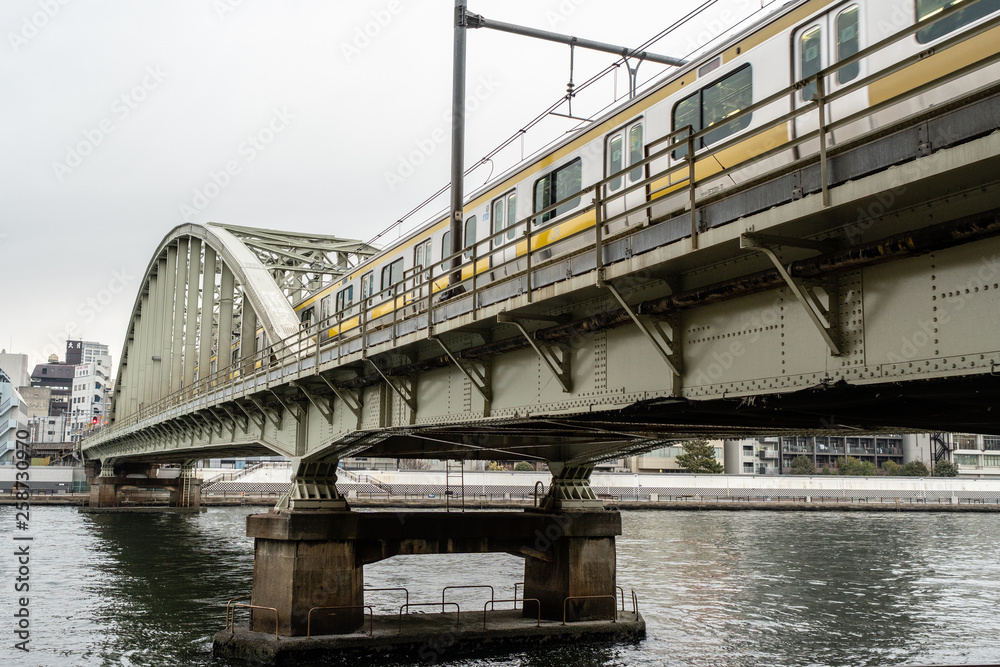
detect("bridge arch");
top-left (109, 223), bottom-right (374, 423)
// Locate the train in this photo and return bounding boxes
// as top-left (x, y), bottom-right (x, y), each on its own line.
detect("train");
top-left (252, 0), bottom-right (1000, 359)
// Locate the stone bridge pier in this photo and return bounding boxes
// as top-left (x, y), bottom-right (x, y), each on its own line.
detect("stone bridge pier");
top-left (246, 461), bottom-right (620, 636)
top-left (86, 459), bottom-right (202, 509)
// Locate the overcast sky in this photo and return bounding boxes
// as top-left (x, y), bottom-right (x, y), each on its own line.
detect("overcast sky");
top-left (0, 0), bottom-right (775, 378)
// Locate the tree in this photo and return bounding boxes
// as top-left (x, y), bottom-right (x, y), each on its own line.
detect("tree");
top-left (789, 456), bottom-right (815, 475)
top-left (513, 462), bottom-right (534, 472)
top-left (901, 460), bottom-right (930, 476)
top-left (837, 456), bottom-right (877, 476)
top-left (932, 460), bottom-right (959, 477)
top-left (675, 440), bottom-right (724, 474)
top-left (400, 459), bottom-right (432, 470)
top-left (881, 460), bottom-right (902, 476)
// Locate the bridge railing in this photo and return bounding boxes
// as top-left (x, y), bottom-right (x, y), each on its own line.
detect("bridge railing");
top-left (86, 1), bottom-right (1000, 445)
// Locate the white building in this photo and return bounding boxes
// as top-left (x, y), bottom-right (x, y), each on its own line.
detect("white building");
top-left (0, 350), bottom-right (30, 388)
top-left (947, 433), bottom-right (1000, 478)
top-left (66, 355), bottom-right (111, 442)
top-left (29, 414), bottom-right (70, 444)
top-left (1, 368), bottom-right (29, 464)
top-left (80, 341), bottom-right (110, 366)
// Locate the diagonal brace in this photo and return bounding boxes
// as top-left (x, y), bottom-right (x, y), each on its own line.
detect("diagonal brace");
top-left (317, 373), bottom-right (363, 422)
top-left (430, 336), bottom-right (492, 403)
top-left (291, 381), bottom-right (333, 424)
top-left (741, 234), bottom-right (841, 355)
top-left (367, 359), bottom-right (416, 413)
top-left (499, 318), bottom-right (571, 392)
top-left (603, 282), bottom-right (682, 376)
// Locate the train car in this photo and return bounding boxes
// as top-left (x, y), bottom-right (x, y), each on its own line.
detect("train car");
top-left (281, 0), bottom-right (999, 350)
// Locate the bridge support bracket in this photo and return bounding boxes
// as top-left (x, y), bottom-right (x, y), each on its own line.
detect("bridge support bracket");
top-left (539, 462), bottom-right (603, 511)
top-left (430, 335), bottom-right (493, 406)
top-left (250, 397), bottom-right (283, 429)
top-left (497, 315), bottom-right (571, 393)
top-left (290, 381), bottom-right (333, 424)
top-left (270, 390), bottom-right (306, 424)
top-left (741, 233), bottom-right (841, 356)
top-left (602, 282), bottom-right (683, 379)
top-left (318, 373), bottom-right (363, 428)
top-left (277, 459), bottom-right (349, 511)
top-left (367, 359), bottom-right (416, 414)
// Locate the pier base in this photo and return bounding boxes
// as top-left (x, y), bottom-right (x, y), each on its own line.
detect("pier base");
top-left (244, 509), bottom-right (622, 637)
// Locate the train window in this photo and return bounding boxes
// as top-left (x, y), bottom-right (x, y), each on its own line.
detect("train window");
top-left (629, 124), bottom-right (644, 183)
top-left (335, 285), bottom-right (353, 314)
top-left (380, 258), bottom-right (404, 291)
top-left (532, 158), bottom-right (582, 225)
top-left (799, 26), bottom-right (822, 101)
top-left (414, 238), bottom-right (432, 282)
top-left (607, 122), bottom-right (644, 191)
top-left (441, 230), bottom-right (453, 269)
top-left (673, 65), bottom-right (753, 156)
top-left (414, 238), bottom-right (432, 269)
top-left (360, 271), bottom-right (374, 300)
top-left (506, 191), bottom-right (517, 239)
top-left (320, 295), bottom-right (332, 322)
top-left (491, 191), bottom-right (517, 247)
top-left (608, 134), bottom-right (624, 191)
top-left (300, 307), bottom-right (313, 324)
top-left (464, 215), bottom-right (477, 259)
top-left (917, 0), bottom-right (1000, 43)
top-left (836, 6), bottom-right (860, 84)
top-left (671, 93), bottom-right (700, 159)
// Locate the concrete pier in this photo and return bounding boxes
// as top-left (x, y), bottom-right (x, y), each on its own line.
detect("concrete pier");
top-left (244, 509), bottom-right (622, 637)
top-left (85, 461), bottom-right (202, 510)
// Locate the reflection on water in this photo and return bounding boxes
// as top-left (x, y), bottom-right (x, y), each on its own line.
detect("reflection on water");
top-left (2, 507), bottom-right (999, 666)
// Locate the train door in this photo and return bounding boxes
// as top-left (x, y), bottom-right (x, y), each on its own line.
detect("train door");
top-left (413, 238), bottom-right (432, 300)
top-left (603, 120), bottom-right (646, 229)
top-left (489, 189), bottom-right (517, 279)
top-left (793, 3), bottom-right (869, 153)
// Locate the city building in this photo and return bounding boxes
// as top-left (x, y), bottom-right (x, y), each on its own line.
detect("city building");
top-left (29, 414), bottom-right (70, 444)
top-left (19, 386), bottom-right (54, 420)
top-left (78, 340), bottom-right (111, 366)
top-left (1, 368), bottom-right (29, 464)
top-left (627, 442), bottom-right (725, 473)
top-left (0, 350), bottom-right (30, 387)
top-left (66, 355), bottom-right (112, 442)
top-left (30, 352), bottom-right (75, 416)
top-left (777, 434), bottom-right (911, 472)
top-left (947, 433), bottom-right (1000, 478)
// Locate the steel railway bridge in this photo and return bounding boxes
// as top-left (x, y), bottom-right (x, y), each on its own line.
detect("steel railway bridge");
top-left (79, 24), bottom-right (1000, 639)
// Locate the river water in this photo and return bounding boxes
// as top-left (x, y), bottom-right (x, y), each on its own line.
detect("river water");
top-left (3, 506), bottom-right (1000, 667)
